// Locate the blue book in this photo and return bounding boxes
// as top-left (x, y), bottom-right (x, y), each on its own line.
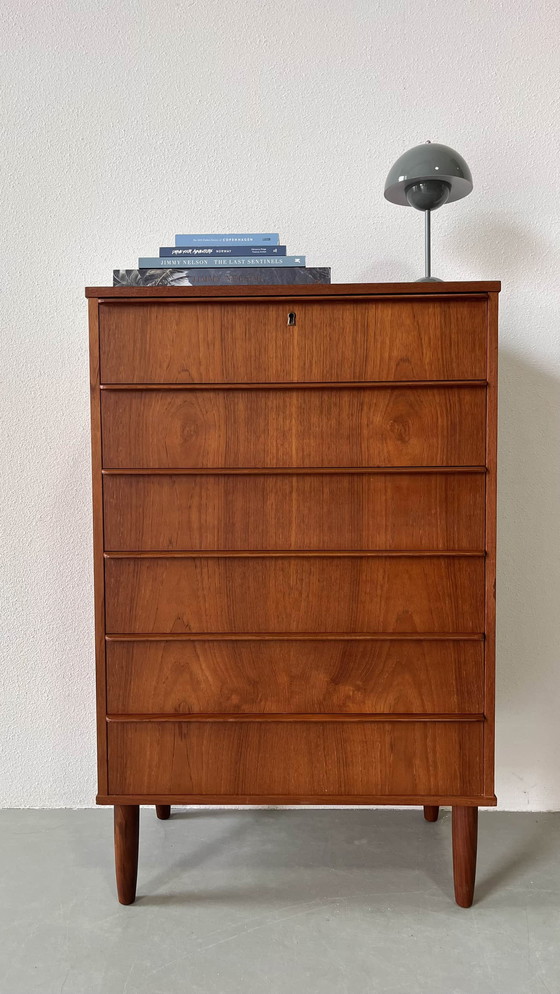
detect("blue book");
top-left (139, 256), bottom-right (305, 268)
top-left (160, 245), bottom-right (287, 257)
top-left (175, 233), bottom-right (280, 246)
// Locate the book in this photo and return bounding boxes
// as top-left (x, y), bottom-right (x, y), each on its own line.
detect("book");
top-left (160, 245), bottom-right (287, 257)
top-left (175, 233), bottom-right (280, 246)
top-left (114, 268), bottom-right (330, 287)
top-left (138, 256), bottom-right (305, 268)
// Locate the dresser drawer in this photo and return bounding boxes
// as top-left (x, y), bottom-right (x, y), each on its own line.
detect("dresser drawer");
top-left (101, 386), bottom-right (486, 469)
top-left (106, 638), bottom-right (484, 715)
top-left (99, 298), bottom-right (487, 383)
top-left (104, 555), bottom-right (485, 634)
top-left (107, 719), bottom-right (484, 796)
top-left (103, 471), bottom-right (485, 552)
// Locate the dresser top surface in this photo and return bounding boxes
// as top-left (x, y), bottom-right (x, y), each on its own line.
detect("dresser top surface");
top-left (85, 281), bottom-right (501, 300)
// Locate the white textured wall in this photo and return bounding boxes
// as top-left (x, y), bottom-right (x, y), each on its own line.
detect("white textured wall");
top-left (2, 0), bottom-right (559, 809)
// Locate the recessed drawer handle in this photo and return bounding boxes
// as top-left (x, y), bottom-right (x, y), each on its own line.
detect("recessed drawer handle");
top-left (287, 311), bottom-right (296, 326)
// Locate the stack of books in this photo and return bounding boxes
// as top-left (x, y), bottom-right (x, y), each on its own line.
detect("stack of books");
top-left (114, 233), bottom-right (330, 286)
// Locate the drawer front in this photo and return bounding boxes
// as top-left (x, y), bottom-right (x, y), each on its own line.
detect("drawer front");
top-left (106, 638), bottom-right (484, 714)
top-left (99, 298), bottom-right (487, 383)
top-left (105, 556), bottom-right (485, 634)
top-left (103, 471), bottom-right (485, 552)
top-left (107, 719), bottom-right (484, 796)
top-left (101, 387), bottom-right (486, 469)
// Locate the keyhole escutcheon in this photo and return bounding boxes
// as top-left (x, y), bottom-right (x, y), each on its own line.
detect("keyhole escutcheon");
top-left (287, 311), bottom-right (296, 326)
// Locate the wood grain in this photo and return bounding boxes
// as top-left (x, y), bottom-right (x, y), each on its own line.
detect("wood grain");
top-left (101, 386), bottom-right (487, 469)
top-left (484, 291), bottom-right (499, 797)
top-left (88, 299), bottom-right (108, 794)
top-left (87, 283), bottom-right (499, 907)
top-left (87, 280), bottom-right (501, 298)
top-left (452, 805), bottom-right (478, 907)
top-left (113, 805), bottom-right (139, 905)
top-left (107, 719), bottom-right (483, 796)
top-left (107, 713), bottom-right (483, 723)
top-left (104, 555), bottom-right (485, 635)
top-left (99, 298), bottom-right (487, 383)
top-left (103, 471), bottom-right (485, 552)
top-left (106, 638), bottom-right (484, 715)
top-left (100, 793), bottom-right (496, 806)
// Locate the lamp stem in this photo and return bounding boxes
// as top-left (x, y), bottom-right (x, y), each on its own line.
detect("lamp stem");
top-left (424, 210), bottom-right (431, 279)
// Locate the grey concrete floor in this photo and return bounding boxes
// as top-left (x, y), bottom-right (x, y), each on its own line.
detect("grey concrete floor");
top-left (0, 809), bottom-right (559, 994)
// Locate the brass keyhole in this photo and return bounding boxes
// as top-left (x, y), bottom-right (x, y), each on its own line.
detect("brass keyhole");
top-left (287, 312), bottom-right (296, 326)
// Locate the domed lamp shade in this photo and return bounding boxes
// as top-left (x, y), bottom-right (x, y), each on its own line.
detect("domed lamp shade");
top-left (384, 142), bottom-right (473, 281)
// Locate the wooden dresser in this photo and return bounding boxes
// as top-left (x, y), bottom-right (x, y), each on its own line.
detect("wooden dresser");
top-left (86, 281), bottom-right (499, 907)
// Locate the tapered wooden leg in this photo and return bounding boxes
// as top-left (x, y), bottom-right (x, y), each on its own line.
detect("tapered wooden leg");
top-left (156, 805), bottom-right (171, 820)
top-left (423, 805), bottom-right (439, 822)
top-left (114, 805), bottom-right (139, 905)
top-left (452, 805), bottom-right (478, 907)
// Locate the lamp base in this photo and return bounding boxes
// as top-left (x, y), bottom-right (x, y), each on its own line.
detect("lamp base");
top-left (416, 276), bottom-right (444, 282)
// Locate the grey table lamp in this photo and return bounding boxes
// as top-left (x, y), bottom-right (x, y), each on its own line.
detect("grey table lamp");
top-left (384, 141), bottom-right (473, 281)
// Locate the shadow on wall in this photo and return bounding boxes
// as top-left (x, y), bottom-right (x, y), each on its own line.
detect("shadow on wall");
top-left (450, 213), bottom-right (549, 280)
top-left (359, 259), bottom-right (419, 282)
top-left (497, 348), bottom-right (560, 808)
top-left (44, 292), bottom-right (560, 811)
top-left (443, 206), bottom-right (560, 807)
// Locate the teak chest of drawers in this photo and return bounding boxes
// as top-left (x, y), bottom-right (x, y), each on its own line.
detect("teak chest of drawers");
top-left (86, 280), bottom-right (499, 906)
